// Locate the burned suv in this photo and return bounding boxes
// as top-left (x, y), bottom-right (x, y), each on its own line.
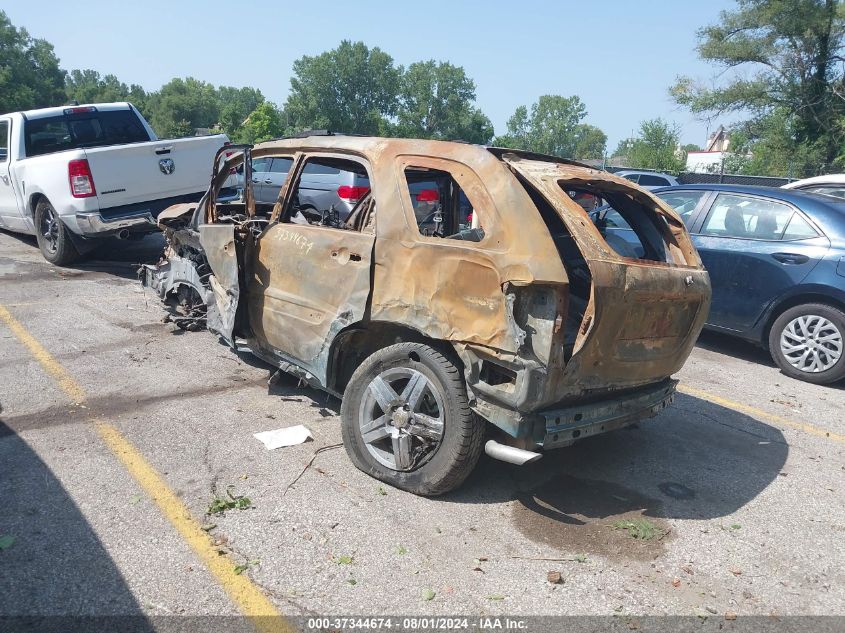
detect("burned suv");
top-left (142, 135), bottom-right (710, 495)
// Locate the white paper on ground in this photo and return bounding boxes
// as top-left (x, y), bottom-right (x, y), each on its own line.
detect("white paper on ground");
top-left (254, 425), bottom-right (314, 450)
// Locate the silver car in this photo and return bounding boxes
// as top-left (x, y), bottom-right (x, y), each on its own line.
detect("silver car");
top-left (250, 155), bottom-right (370, 220)
top-left (615, 170), bottom-right (679, 190)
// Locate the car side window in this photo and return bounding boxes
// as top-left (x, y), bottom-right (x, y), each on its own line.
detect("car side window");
top-left (282, 156), bottom-right (373, 232)
top-left (0, 121), bottom-right (8, 162)
top-left (781, 213), bottom-right (819, 240)
top-left (400, 165), bottom-right (486, 242)
top-left (622, 174), bottom-right (639, 183)
top-left (701, 193), bottom-right (795, 240)
top-left (269, 157), bottom-right (293, 174)
top-left (252, 157), bottom-right (270, 172)
top-left (656, 191), bottom-right (705, 226)
top-left (638, 174), bottom-right (669, 187)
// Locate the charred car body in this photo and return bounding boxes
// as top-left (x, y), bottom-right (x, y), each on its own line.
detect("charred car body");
top-left (142, 135), bottom-right (711, 495)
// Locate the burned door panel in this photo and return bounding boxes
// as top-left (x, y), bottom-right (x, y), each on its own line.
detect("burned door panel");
top-left (199, 223), bottom-right (242, 346)
top-left (247, 223), bottom-right (375, 382)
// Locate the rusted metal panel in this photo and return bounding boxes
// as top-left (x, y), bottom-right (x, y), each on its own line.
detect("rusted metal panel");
top-left (147, 135), bottom-right (711, 443)
top-left (199, 224), bottom-right (240, 346)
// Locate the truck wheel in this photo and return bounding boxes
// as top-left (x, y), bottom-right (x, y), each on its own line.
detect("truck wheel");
top-left (340, 342), bottom-right (485, 496)
top-left (34, 199), bottom-right (80, 266)
top-left (768, 303), bottom-right (845, 384)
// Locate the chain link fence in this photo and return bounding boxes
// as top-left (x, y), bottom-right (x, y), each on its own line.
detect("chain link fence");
top-left (676, 172), bottom-right (795, 187)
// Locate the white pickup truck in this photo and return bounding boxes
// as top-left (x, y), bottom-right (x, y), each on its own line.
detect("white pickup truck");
top-left (0, 102), bottom-right (230, 264)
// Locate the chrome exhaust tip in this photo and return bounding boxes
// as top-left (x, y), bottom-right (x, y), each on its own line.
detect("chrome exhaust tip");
top-left (484, 439), bottom-right (542, 466)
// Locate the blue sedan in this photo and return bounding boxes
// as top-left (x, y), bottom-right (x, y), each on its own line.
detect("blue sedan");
top-left (593, 184), bottom-right (845, 384)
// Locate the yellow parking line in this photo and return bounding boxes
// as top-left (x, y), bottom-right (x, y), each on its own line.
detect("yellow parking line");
top-left (0, 304), bottom-right (291, 633)
top-left (678, 383), bottom-right (845, 444)
top-left (0, 305), bottom-right (86, 404)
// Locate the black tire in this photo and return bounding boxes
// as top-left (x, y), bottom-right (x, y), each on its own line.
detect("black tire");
top-left (34, 199), bottom-right (81, 266)
top-left (768, 303), bottom-right (845, 385)
top-left (340, 342), bottom-right (485, 496)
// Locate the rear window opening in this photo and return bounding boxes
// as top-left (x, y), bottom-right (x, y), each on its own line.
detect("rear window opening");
top-left (402, 167), bottom-right (484, 242)
top-left (580, 186), bottom-right (670, 262)
top-left (515, 174), bottom-right (592, 358)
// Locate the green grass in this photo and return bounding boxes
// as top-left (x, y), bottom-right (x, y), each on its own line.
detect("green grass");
top-left (611, 518), bottom-right (661, 540)
top-left (207, 486), bottom-right (252, 515)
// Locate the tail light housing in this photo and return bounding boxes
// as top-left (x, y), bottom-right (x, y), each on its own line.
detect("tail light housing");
top-left (337, 185), bottom-right (370, 203)
top-left (68, 159), bottom-right (96, 198)
top-left (415, 189), bottom-right (439, 203)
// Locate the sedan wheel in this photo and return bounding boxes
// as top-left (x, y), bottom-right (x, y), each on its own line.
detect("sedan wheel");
top-left (769, 303), bottom-right (845, 384)
top-left (780, 314), bottom-right (842, 373)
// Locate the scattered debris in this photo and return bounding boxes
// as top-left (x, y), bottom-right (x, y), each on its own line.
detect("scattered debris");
top-left (672, 578), bottom-right (681, 588)
top-left (725, 612), bottom-right (737, 621)
top-left (547, 571), bottom-right (564, 584)
top-left (422, 589), bottom-right (436, 601)
top-left (0, 535), bottom-right (15, 551)
top-left (129, 494), bottom-right (143, 505)
top-left (729, 567), bottom-right (742, 576)
top-left (334, 555), bottom-right (353, 565)
top-left (207, 487), bottom-right (252, 515)
top-left (201, 523), bottom-right (217, 532)
top-left (233, 559), bottom-right (260, 575)
top-left (254, 425), bottom-right (313, 450)
top-left (377, 486), bottom-right (387, 496)
top-left (283, 443), bottom-right (344, 496)
top-left (705, 606), bottom-right (717, 614)
top-left (488, 594), bottom-right (506, 601)
top-left (347, 578), bottom-right (358, 586)
top-left (395, 545), bottom-right (408, 555)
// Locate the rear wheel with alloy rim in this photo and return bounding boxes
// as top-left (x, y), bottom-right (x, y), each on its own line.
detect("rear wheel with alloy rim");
top-left (34, 199), bottom-right (80, 265)
top-left (341, 342), bottom-right (485, 495)
top-left (768, 303), bottom-right (845, 384)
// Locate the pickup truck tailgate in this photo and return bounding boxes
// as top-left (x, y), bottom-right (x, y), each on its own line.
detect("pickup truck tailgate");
top-left (84, 135), bottom-right (227, 209)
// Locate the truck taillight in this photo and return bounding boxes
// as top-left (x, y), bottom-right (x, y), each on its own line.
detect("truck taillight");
top-left (337, 185), bottom-right (370, 203)
top-left (68, 159), bottom-right (96, 198)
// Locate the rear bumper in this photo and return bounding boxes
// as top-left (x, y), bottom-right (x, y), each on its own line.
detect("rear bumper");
top-left (539, 378), bottom-right (677, 449)
top-left (75, 210), bottom-right (157, 236)
top-left (72, 191), bottom-right (207, 237)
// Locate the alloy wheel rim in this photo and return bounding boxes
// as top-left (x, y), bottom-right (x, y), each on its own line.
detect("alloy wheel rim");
top-left (39, 206), bottom-right (59, 254)
top-left (358, 367), bottom-right (445, 471)
top-left (780, 314), bottom-right (843, 373)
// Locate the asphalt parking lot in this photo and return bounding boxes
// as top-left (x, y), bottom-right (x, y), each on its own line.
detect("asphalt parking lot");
top-left (1, 229), bottom-right (843, 624)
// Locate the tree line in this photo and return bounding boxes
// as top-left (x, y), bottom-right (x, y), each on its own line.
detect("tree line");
top-left (0, 14), bottom-right (609, 161)
top-left (4, 2), bottom-right (844, 178)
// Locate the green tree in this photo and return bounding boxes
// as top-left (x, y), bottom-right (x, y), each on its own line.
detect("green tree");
top-left (234, 102), bottom-right (285, 144)
top-left (394, 60), bottom-right (493, 143)
top-left (671, 0), bottom-right (845, 175)
top-left (573, 124), bottom-right (607, 159)
top-left (65, 69), bottom-right (148, 113)
top-left (0, 10), bottom-right (65, 113)
top-left (217, 86), bottom-right (265, 138)
top-left (284, 40), bottom-right (400, 135)
top-left (493, 95), bottom-right (604, 159)
top-left (147, 77), bottom-right (220, 137)
top-left (627, 118), bottom-right (685, 172)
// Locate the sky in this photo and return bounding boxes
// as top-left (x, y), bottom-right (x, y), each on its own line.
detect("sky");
top-left (5, 0), bottom-right (739, 151)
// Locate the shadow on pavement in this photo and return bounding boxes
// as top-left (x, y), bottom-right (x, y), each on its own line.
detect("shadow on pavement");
top-left (451, 392), bottom-right (788, 556)
top-left (0, 419), bottom-right (151, 629)
top-left (695, 329), bottom-right (776, 367)
top-left (0, 229), bottom-right (164, 281)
